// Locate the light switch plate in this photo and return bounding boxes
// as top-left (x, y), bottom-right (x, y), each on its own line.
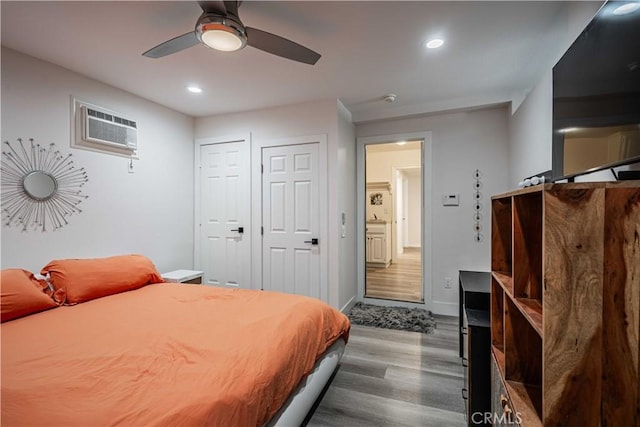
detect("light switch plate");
top-left (442, 194), bottom-right (459, 206)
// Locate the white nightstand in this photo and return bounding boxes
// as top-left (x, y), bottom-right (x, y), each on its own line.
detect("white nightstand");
top-left (161, 269), bottom-right (204, 285)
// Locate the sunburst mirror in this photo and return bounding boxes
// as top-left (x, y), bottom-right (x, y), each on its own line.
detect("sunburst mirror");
top-left (1, 138), bottom-right (89, 231)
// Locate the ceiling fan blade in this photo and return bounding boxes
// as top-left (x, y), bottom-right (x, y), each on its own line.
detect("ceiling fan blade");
top-left (223, 1), bottom-right (239, 17)
top-left (142, 32), bottom-right (200, 58)
top-left (197, 1), bottom-right (227, 15)
top-left (245, 27), bottom-right (321, 65)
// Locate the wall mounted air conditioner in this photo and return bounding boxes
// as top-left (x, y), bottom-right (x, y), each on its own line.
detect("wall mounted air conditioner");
top-left (81, 105), bottom-right (137, 151)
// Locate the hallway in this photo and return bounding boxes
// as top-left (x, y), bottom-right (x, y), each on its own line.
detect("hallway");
top-left (365, 247), bottom-right (422, 302)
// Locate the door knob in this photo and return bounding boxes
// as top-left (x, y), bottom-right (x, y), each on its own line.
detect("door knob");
top-left (231, 226), bottom-right (244, 234)
top-left (304, 238), bottom-right (319, 245)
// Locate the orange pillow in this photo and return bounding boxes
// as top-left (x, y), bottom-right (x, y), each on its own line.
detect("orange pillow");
top-left (1, 269), bottom-right (59, 322)
top-left (41, 254), bottom-right (163, 304)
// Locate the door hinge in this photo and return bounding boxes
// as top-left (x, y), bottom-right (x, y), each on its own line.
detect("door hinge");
top-left (261, 226), bottom-right (264, 235)
top-left (261, 164), bottom-right (264, 173)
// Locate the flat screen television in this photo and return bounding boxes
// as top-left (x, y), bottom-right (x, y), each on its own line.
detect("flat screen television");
top-left (552, 1), bottom-right (640, 181)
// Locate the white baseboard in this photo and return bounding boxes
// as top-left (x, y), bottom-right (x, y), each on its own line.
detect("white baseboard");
top-left (431, 300), bottom-right (458, 317)
top-left (340, 296), bottom-right (356, 314)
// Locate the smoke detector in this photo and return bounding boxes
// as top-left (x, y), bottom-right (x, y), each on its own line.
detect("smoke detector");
top-left (383, 94), bottom-right (397, 103)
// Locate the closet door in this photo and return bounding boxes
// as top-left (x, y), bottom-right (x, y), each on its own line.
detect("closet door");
top-left (261, 143), bottom-right (322, 300)
top-left (199, 140), bottom-right (251, 288)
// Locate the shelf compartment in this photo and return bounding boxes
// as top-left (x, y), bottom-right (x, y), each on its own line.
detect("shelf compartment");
top-left (514, 298), bottom-right (542, 336)
top-left (513, 192), bottom-right (542, 302)
top-left (504, 298), bottom-right (542, 421)
top-left (491, 277), bottom-right (504, 359)
top-left (504, 381), bottom-right (543, 427)
top-left (491, 197), bottom-right (512, 274)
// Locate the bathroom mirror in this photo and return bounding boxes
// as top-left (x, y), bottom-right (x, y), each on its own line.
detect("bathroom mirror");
top-left (23, 171), bottom-right (57, 201)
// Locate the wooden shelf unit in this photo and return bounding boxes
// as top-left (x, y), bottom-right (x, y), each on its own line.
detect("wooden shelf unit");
top-left (490, 181), bottom-right (640, 426)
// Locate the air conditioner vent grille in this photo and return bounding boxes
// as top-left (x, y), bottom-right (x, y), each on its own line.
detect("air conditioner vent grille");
top-left (88, 119), bottom-right (130, 147)
top-left (86, 107), bottom-right (137, 128)
top-left (79, 104), bottom-right (137, 152)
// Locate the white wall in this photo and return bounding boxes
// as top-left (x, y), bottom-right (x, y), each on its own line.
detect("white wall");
top-left (0, 48), bottom-right (195, 273)
top-left (406, 172), bottom-right (421, 248)
top-left (366, 149), bottom-right (421, 223)
top-left (366, 149), bottom-right (421, 182)
top-left (194, 99), bottom-right (357, 311)
top-left (336, 101), bottom-right (357, 312)
top-left (357, 107), bottom-right (510, 315)
top-left (508, 1), bottom-right (603, 186)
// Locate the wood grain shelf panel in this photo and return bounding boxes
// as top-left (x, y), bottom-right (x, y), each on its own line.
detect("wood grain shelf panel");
top-left (491, 197), bottom-right (512, 273)
top-left (543, 186), bottom-right (604, 426)
top-left (491, 278), bottom-right (505, 353)
top-left (491, 182), bottom-right (640, 426)
top-left (601, 185), bottom-right (640, 426)
top-left (514, 298), bottom-right (542, 337)
top-left (505, 380), bottom-right (542, 427)
top-left (513, 192), bottom-right (542, 302)
top-left (492, 271), bottom-right (513, 296)
top-left (504, 298), bottom-right (542, 388)
top-left (492, 345), bottom-right (505, 374)
top-left (491, 182), bottom-right (607, 200)
top-left (493, 271), bottom-right (542, 337)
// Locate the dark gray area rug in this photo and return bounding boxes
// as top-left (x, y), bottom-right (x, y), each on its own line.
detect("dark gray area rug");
top-left (348, 302), bottom-right (436, 334)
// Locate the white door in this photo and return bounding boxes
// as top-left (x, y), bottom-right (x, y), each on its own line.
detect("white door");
top-left (200, 141), bottom-right (250, 288)
top-left (262, 143), bottom-right (321, 299)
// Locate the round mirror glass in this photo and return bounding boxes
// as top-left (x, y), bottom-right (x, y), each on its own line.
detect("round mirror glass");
top-left (22, 171), bottom-right (57, 201)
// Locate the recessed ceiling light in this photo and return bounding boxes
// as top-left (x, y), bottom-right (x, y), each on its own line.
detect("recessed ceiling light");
top-left (426, 38), bottom-right (444, 49)
top-left (396, 141), bottom-right (407, 146)
top-left (613, 2), bottom-right (640, 15)
top-left (186, 85), bottom-right (203, 94)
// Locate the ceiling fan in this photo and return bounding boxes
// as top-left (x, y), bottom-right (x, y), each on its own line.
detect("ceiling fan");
top-left (142, 0), bottom-right (321, 65)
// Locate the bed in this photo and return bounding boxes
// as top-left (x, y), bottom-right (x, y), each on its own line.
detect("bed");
top-left (0, 255), bottom-right (350, 426)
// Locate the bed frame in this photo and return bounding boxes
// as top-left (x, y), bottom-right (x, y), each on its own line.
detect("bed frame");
top-left (267, 338), bottom-right (346, 426)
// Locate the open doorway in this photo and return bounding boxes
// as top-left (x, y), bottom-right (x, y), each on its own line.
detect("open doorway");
top-left (364, 140), bottom-right (423, 303)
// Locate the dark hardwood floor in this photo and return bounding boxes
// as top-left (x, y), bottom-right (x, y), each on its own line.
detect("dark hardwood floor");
top-left (307, 315), bottom-right (465, 426)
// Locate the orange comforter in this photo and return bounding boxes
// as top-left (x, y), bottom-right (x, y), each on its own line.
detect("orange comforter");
top-left (1, 284), bottom-right (350, 426)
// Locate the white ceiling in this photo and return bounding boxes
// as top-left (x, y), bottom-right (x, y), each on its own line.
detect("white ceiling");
top-left (1, 1), bottom-right (572, 122)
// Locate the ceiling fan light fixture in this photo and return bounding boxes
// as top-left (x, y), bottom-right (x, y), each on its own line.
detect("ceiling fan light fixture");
top-left (143, 3), bottom-right (321, 64)
top-left (197, 16), bottom-right (247, 52)
top-left (201, 27), bottom-right (244, 51)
